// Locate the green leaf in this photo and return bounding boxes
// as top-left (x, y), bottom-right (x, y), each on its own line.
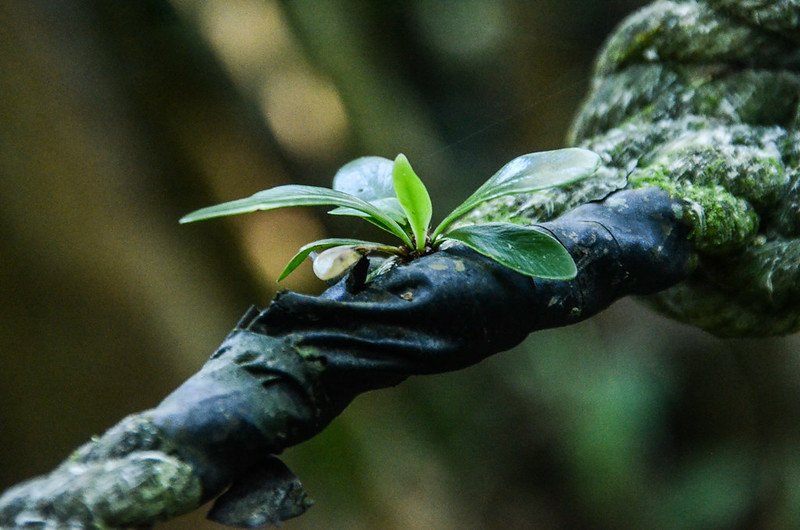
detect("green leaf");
top-left (433, 148), bottom-right (600, 238)
top-left (332, 156), bottom-right (395, 202)
top-left (392, 154), bottom-right (432, 251)
top-left (329, 156), bottom-right (408, 225)
top-left (328, 197), bottom-right (407, 224)
top-left (443, 222), bottom-right (577, 280)
top-left (278, 237), bottom-right (398, 281)
top-left (180, 184), bottom-right (413, 247)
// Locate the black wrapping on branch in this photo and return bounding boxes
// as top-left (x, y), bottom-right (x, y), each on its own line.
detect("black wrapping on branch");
top-left (150, 330), bottom-right (329, 499)
top-left (141, 187), bottom-right (693, 512)
top-left (252, 188), bottom-right (693, 394)
top-left (0, 188), bottom-right (694, 529)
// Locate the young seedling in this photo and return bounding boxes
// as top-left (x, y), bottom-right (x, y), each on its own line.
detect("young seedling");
top-left (180, 148), bottom-right (601, 282)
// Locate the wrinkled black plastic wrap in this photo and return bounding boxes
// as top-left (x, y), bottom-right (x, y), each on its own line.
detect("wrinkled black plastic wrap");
top-left (256, 188), bottom-right (693, 392)
top-left (150, 187), bottom-right (693, 522)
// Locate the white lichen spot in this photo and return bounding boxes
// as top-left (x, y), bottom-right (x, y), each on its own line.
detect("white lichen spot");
top-left (685, 200), bottom-right (706, 234)
top-left (400, 291), bottom-right (414, 301)
top-left (429, 261), bottom-right (449, 271)
top-left (454, 259), bottom-right (466, 272)
top-left (605, 196), bottom-right (629, 210)
top-left (439, 239), bottom-right (459, 250)
top-left (765, 269), bottom-right (775, 301)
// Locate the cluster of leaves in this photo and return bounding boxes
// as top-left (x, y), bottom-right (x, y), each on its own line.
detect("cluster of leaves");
top-left (181, 149), bottom-right (600, 282)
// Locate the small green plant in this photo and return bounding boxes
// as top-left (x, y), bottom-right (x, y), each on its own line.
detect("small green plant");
top-left (181, 148), bottom-right (600, 282)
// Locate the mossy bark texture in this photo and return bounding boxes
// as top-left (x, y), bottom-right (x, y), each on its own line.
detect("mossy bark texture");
top-left (561, 0), bottom-right (799, 336)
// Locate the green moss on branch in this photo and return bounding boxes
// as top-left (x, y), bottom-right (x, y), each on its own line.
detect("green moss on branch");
top-left (511, 0), bottom-right (800, 336)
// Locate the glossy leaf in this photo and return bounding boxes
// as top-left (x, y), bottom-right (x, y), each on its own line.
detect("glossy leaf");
top-left (332, 156), bottom-right (395, 202)
top-left (180, 184), bottom-right (413, 247)
top-left (444, 222), bottom-right (577, 280)
top-left (328, 197), bottom-right (407, 224)
top-left (433, 148), bottom-right (600, 238)
top-left (329, 156), bottom-right (407, 225)
top-left (392, 154), bottom-right (432, 251)
top-left (278, 238), bottom-right (392, 281)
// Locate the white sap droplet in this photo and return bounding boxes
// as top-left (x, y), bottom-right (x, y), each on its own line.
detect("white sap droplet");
top-left (312, 246), bottom-right (363, 281)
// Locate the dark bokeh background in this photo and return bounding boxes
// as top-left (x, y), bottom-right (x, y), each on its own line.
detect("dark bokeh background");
top-left (2, 1), bottom-right (800, 528)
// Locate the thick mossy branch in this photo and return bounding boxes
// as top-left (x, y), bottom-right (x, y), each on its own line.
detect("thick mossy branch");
top-left (491, 0), bottom-right (800, 336)
top-left (595, 0), bottom-right (800, 73)
top-left (707, 0), bottom-right (800, 39)
top-left (0, 426), bottom-right (202, 528)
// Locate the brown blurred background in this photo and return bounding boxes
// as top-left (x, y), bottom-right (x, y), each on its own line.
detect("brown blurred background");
top-left (2, 1), bottom-right (800, 528)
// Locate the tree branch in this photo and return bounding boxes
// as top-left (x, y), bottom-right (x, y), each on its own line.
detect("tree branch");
top-left (3, 0), bottom-right (799, 527)
top-left (0, 188), bottom-right (691, 528)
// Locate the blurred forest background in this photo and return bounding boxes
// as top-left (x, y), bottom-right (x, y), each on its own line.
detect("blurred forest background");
top-left (2, 1), bottom-right (800, 528)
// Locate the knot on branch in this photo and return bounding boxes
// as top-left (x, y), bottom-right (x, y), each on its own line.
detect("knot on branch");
top-left (482, 0), bottom-right (800, 336)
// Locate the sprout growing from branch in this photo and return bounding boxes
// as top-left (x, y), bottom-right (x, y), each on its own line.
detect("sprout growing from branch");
top-left (181, 149), bottom-right (601, 282)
